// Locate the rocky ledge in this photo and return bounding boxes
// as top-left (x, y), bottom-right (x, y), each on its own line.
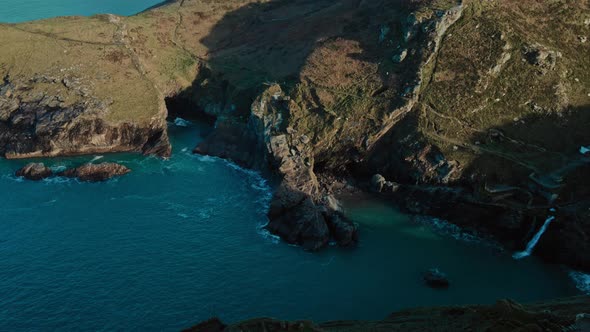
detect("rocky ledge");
top-left (16, 162), bottom-right (130, 182)
top-left (58, 162), bottom-right (130, 182)
top-left (15, 162), bottom-right (52, 180)
top-left (184, 296), bottom-right (590, 332)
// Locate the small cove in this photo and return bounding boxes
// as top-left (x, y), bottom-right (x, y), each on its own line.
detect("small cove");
top-left (0, 2), bottom-right (586, 331)
top-left (0, 120), bottom-right (581, 331)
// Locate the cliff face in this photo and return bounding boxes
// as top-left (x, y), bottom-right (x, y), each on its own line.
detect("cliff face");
top-left (191, 0), bottom-right (590, 269)
top-left (0, 13), bottom-right (172, 158)
top-left (1, 0), bottom-right (589, 269)
top-left (0, 73), bottom-right (170, 158)
top-left (363, 0), bottom-right (590, 270)
top-left (194, 0), bottom-right (466, 250)
top-left (184, 296), bottom-right (590, 332)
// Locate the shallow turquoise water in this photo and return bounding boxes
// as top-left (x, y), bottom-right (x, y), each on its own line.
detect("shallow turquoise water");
top-left (0, 0), bottom-right (165, 23)
top-left (0, 3), bottom-right (584, 331)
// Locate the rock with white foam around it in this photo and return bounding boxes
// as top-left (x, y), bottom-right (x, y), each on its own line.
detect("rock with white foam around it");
top-left (58, 162), bottom-right (130, 182)
top-left (15, 163), bottom-right (53, 181)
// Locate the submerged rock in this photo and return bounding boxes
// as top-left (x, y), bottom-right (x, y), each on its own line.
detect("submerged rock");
top-left (59, 162), bottom-right (130, 182)
top-left (15, 162), bottom-right (52, 180)
top-left (423, 268), bottom-right (450, 288)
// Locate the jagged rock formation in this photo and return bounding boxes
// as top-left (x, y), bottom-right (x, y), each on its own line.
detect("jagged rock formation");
top-left (15, 162), bottom-right (52, 180)
top-left (1, 0), bottom-right (589, 269)
top-left (184, 296), bottom-right (590, 332)
top-left (58, 162), bottom-right (131, 182)
top-left (193, 0), bottom-right (466, 250)
top-left (0, 16), bottom-right (171, 159)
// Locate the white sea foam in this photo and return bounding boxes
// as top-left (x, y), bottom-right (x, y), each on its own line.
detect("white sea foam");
top-left (41, 176), bottom-right (72, 185)
top-left (174, 117), bottom-right (192, 127)
top-left (50, 165), bottom-right (67, 172)
top-left (2, 174), bottom-right (24, 182)
top-left (257, 223), bottom-right (281, 244)
top-left (569, 271), bottom-right (590, 294)
top-left (178, 213), bottom-right (189, 219)
top-left (194, 155), bottom-right (217, 163)
top-left (221, 159), bottom-right (272, 211)
top-left (413, 216), bottom-right (502, 250)
top-left (90, 155), bottom-right (104, 163)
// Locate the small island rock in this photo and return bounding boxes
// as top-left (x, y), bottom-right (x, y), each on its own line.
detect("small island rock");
top-left (59, 162), bottom-right (130, 182)
top-left (15, 163), bottom-right (53, 181)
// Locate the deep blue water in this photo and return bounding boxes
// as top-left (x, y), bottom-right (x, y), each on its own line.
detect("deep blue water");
top-left (0, 3), bottom-right (585, 331)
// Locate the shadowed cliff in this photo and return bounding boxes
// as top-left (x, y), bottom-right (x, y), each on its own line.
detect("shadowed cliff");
top-left (184, 296), bottom-right (590, 332)
top-left (180, 0), bottom-right (464, 250)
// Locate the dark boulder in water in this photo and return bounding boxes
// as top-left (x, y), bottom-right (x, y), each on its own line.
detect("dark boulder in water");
top-left (266, 185), bottom-right (330, 251)
top-left (424, 268), bottom-right (450, 288)
top-left (15, 162), bottom-right (53, 180)
top-left (59, 162), bottom-right (130, 182)
top-left (323, 209), bottom-right (358, 247)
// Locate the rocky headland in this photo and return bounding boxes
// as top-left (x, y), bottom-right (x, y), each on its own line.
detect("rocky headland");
top-left (1, 0), bottom-right (589, 272)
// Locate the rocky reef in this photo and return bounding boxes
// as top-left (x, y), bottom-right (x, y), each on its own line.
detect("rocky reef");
top-left (15, 162), bottom-right (131, 182)
top-left (1, 0), bottom-right (589, 270)
top-left (184, 296), bottom-right (590, 332)
top-left (58, 162), bottom-right (131, 182)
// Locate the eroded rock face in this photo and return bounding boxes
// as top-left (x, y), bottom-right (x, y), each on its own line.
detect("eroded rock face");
top-left (15, 162), bottom-right (52, 181)
top-left (192, 0), bottom-right (466, 251)
top-left (323, 209), bottom-right (359, 247)
top-left (59, 162), bottom-right (130, 182)
top-left (196, 85), bottom-right (357, 250)
top-left (0, 74), bottom-right (171, 159)
top-left (267, 186), bottom-right (330, 251)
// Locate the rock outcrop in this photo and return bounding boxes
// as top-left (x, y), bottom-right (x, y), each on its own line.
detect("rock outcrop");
top-left (0, 74), bottom-right (170, 159)
top-left (184, 296), bottom-right (590, 332)
top-left (58, 162), bottom-right (130, 182)
top-left (15, 162), bottom-right (52, 180)
top-left (193, 2), bottom-right (465, 250)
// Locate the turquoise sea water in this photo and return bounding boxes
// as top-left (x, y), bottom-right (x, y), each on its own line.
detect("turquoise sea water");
top-left (0, 0), bottom-right (165, 23)
top-left (0, 3), bottom-right (584, 331)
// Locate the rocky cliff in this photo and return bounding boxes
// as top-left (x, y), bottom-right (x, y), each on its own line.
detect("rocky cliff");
top-left (184, 296), bottom-right (590, 332)
top-left (1, 0), bottom-right (589, 270)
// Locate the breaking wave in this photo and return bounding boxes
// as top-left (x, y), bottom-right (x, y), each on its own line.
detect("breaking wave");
top-left (569, 271), bottom-right (590, 295)
top-left (412, 215), bottom-right (503, 250)
top-left (174, 117), bottom-right (192, 127)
